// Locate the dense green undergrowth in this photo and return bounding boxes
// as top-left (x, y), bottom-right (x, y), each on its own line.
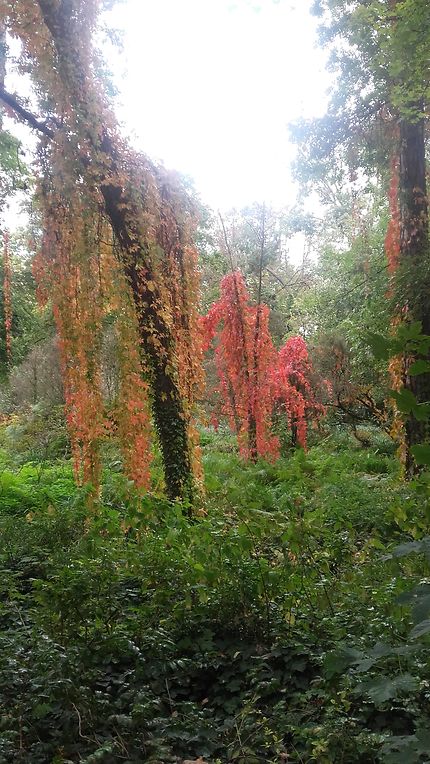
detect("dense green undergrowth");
top-left (0, 425), bottom-right (430, 763)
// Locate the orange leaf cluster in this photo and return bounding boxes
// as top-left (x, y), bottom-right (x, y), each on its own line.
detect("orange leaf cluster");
top-left (115, 291), bottom-right (153, 491)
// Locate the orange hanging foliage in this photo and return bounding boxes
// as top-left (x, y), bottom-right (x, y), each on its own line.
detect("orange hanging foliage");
top-left (116, 290), bottom-right (153, 492)
top-left (3, 0), bottom-right (203, 502)
top-left (2, 230), bottom-right (12, 366)
top-left (34, 184), bottom-right (106, 491)
top-left (383, 154), bottom-right (408, 458)
top-left (99, 238), bottom-right (154, 491)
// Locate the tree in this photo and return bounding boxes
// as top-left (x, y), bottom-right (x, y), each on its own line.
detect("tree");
top-left (202, 270), bottom-right (278, 460)
top-left (0, 0), bottom-right (203, 502)
top-left (292, 0), bottom-right (430, 470)
top-left (203, 269), bottom-right (327, 459)
top-left (273, 336), bottom-right (327, 449)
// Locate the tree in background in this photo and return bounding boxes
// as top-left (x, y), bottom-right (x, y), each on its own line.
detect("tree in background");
top-left (203, 269), bottom-right (328, 459)
top-left (202, 271), bottom-right (278, 460)
top-left (200, 204), bottom-right (314, 344)
top-left (273, 336), bottom-right (328, 449)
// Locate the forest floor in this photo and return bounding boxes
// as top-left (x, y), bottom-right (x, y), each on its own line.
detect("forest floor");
top-left (0, 418), bottom-right (429, 763)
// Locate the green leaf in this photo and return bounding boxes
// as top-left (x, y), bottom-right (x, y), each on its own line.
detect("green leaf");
top-left (412, 593), bottom-right (430, 624)
top-left (391, 539), bottom-right (425, 558)
top-left (408, 359), bottom-right (430, 376)
top-left (353, 657), bottom-right (378, 673)
top-left (32, 703), bottom-right (53, 720)
top-left (411, 445), bottom-right (430, 466)
top-left (412, 403), bottom-right (430, 421)
top-left (397, 321), bottom-right (424, 343)
top-left (367, 332), bottom-right (391, 360)
top-left (390, 388), bottom-right (417, 414)
top-left (323, 646), bottom-right (363, 678)
top-left (363, 673), bottom-right (418, 705)
top-left (410, 619), bottom-right (430, 639)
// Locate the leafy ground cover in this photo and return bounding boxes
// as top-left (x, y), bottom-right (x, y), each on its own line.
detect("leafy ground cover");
top-left (0, 426), bottom-right (429, 763)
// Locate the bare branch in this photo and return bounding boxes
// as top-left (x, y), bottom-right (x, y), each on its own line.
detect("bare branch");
top-left (0, 87), bottom-right (54, 139)
top-left (218, 211), bottom-right (236, 271)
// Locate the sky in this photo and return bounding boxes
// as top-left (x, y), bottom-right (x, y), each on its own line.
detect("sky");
top-left (108, 0), bottom-right (332, 211)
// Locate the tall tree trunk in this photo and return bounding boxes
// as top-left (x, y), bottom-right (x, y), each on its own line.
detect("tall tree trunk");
top-left (398, 111), bottom-right (430, 474)
top-left (249, 204), bottom-right (266, 462)
top-left (0, 23), bottom-right (5, 128)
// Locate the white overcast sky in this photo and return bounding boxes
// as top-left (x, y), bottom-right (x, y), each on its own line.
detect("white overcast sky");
top-left (108, 0), bottom-right (331, 210)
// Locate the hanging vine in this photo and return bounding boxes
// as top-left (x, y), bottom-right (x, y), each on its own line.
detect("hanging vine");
top-left (384, 154), bottom-right (408, 463)
top-left (33, 167), bottom-right (106, 492)
top-left (385, 156), bottom-right (401, 275)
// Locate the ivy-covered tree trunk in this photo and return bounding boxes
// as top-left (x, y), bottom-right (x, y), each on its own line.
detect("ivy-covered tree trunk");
top-left (398, 111), bottom-right (430, 473)
top-left (102, 180), bottom-right (194, 501)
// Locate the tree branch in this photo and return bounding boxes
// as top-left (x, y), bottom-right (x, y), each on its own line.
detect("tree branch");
top-left (218, 211), bottom-right (236, 272)
top-left (0, 87), bottom-right (54, 139)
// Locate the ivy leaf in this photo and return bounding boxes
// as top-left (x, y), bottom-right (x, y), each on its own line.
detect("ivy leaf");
top-left (323, 646), bottom-right (364, 678)
top-left (353, 657), bottom-right (378, 673)
top-left (390, 388), bottom-right (417, 414)
top-left (413, 404), bottom-right (430, 421)
top-left (367, 332), bottom-right (391, 360)
top-left (408, 359), bottom-right (430, 376)
top-left (396, 321), bottom-right (424, 343)
top-left (412, 593), bottom-right (430, 624)
top-left (362, 674), bottom-right (418, 705)
top-left (390, 536), bottom-right (430, 557)
top-left (411, 445), bottom-right (430, 466)
top-left (410, 619), bottom-right (430, 639)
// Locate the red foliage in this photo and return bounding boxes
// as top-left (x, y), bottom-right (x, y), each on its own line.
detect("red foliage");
top-left (203, 274), bottom-right (327, 457)
top-left (272, 336), bottom-right (326, 450)
top-left (202, 271), bottom-right (278, 459)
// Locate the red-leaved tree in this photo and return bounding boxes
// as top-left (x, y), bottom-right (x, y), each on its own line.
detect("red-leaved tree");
top-left (202, 271), bottom-right (278, 460)
top-left (203, 272), bottom-right (327, 458)
top-left (272, 336), bottom-right (327, 450)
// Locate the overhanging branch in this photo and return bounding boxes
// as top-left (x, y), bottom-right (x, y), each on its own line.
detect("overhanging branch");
top-left (0, 87), bottom-right (54, 139)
